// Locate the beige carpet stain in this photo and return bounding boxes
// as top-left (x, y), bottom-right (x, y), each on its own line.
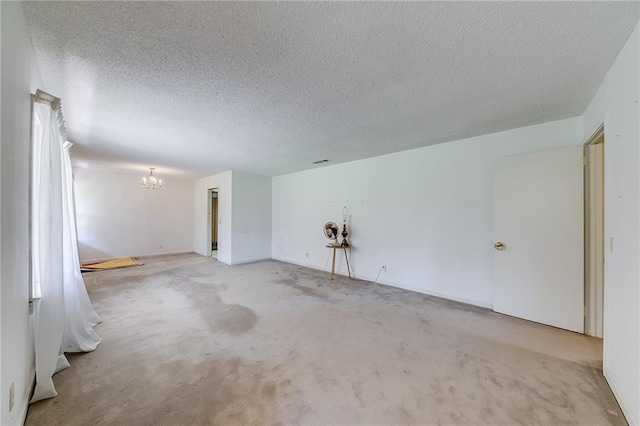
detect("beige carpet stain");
top-left (26, 254), bottom-right (625, 425)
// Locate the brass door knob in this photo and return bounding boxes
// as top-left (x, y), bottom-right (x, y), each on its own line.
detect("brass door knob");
top-left (494, 242), bottom-right (505, 251)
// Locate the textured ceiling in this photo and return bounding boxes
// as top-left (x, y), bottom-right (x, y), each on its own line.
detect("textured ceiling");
top-left (23, 1), bottom-right (639, 177)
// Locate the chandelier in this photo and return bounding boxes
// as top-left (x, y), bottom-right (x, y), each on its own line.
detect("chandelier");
top-left (142, 167), bottom-right (162, 190)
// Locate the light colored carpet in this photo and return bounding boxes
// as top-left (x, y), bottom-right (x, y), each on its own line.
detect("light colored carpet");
top-left (26, 254), bottom-right (625, 425)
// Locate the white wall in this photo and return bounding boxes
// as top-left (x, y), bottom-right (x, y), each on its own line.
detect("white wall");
top-left (74, 167), bottom-right (194, 262)
top-left (193, 171), bottom-right (271, 265)
top-left (194, 171), bottom-right (232, 264)
top-left (582, 23), bottom-right (639, 425)
top-left (230, 172), bottom-right (272, 264)
top-left (0, 2), bottom-right (43, 424)
top-left (273, 117), bottom-right (582, 308)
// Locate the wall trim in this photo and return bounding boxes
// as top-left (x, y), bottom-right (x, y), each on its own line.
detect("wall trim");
top-left (270, 256), bottom-right (332, 273)
top-left (374, 277), bottom-right (493, 309)
top-left (17, 367), bottom-right (36, 425)
top-left (229, 257), bottom-right (272, 266)
top-left (136, 251), bottom-right (197, 260)
top-left (81, 251), bottom-right (196, 264)
top-left (271, 256), bottom-right (493, 309)
top-left (604, 366), bottom-right (636, 426)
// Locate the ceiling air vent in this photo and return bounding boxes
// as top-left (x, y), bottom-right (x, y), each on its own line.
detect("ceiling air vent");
top-left (313, 159), bottom-right (329, 164)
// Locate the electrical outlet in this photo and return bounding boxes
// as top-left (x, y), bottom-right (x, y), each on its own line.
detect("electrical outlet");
top-left (9, 382), bottom-right (14, 412)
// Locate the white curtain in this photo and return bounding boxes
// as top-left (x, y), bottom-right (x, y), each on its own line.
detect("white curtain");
top-left (30, 94), bottom-right (102, 403)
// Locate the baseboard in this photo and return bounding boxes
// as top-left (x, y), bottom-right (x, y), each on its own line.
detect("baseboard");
top-left (15, 367), bottom-right (35, 425)
top-left (271, 256), bottom-right (493, 310)
top-left (604, 366), bottom-right (637, 425)
top-left (374, 278), bottom-right (493, 309)
top-left (229, 257), bottom-right (272, 265)
top-left (135, 251), bottom-right (196, 260)
top-left (81, 251), bottom-right (196, 264)
top-left (271, 256), bottom-right (331, 273)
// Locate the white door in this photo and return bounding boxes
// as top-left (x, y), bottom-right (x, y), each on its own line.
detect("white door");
top-left (493, 146), bottom-right (584, 333)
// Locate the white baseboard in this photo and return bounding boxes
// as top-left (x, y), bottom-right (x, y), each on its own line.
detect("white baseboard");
top-left (604, 366), bottom-right (637, 425)
top-left (16, 367), bottom-right (35, 425)
top-left (271, 256), bottom-right (332, 273)
top-left (229, 257), bottom-right (272, 265)
top-left (271, 256), bottom-right (492, 310)
top-left (374, 278), bottom-right (493, 309)
top-left (81, 251), bottom-right (196, 264)
top-left (135, 251), bottom-right (196, 260)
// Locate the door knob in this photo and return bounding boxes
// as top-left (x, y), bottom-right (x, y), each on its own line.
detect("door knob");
top-left (494, 242), bottom-right (505, 251)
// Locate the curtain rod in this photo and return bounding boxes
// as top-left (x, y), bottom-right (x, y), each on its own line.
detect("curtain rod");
top-left (32, 89), bottom-right (67, 143)
top-left (33, 89), bottom-right (61, 110)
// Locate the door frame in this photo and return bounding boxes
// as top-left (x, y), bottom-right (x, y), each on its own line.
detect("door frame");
top-left (207, 187), bottom-right (219, 257)
top-left (583, 125), bottom-right (605, 338)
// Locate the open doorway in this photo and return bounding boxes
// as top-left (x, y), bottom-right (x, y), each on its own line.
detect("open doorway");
top-left (208, 188), bottom-right (219, 259)
top-left (584, 125), bottom-right (605, 339)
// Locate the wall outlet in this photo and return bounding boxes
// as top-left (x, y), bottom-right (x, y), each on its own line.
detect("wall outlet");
top-left (9, 382), bottom-right (14, 412)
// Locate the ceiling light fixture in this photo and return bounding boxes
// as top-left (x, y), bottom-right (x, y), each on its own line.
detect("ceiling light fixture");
top-left (142, 167), bottom-right (162, 190)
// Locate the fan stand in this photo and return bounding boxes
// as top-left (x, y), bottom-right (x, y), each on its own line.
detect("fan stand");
top-left (326, 245), bottom-right (352, 280)
top-left (323, 221), bottom-right (351, 279)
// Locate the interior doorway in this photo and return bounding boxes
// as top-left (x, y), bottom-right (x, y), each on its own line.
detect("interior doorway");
top-left (208, 188), bottom-right (219, 259)
top-left (584, 125), bottom-right (605, 338)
